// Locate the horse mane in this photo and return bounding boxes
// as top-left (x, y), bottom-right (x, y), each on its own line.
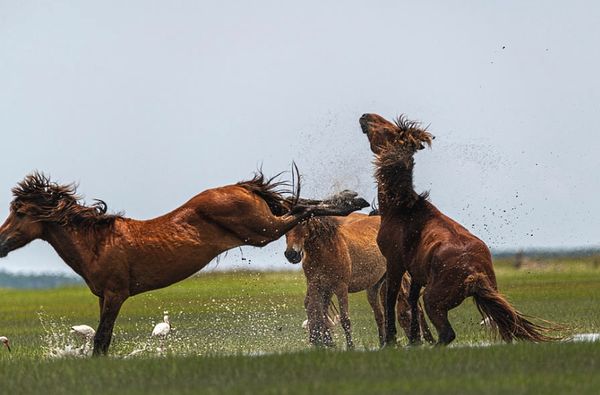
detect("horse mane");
top-left (304, 216), bottom-right (340, 245)
top-left (374, 115), bottom-right (433, 210)
top-left (236, 170), bottom-right (296, 216)
top-left (11, 172), bottom-right (123, 231)
top-left (391, 116), bottom-right (433, 149)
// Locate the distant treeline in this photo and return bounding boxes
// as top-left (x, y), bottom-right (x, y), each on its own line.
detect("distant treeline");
top-left (492, 247), bottom-right (600, 259)
top-left (0, 270), bottom-right (82, 289)
top-left (1, 247), bottom-right (600, 289)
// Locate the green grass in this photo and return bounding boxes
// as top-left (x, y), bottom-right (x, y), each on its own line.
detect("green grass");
top-left (0, 259), bottom-right (599, 394)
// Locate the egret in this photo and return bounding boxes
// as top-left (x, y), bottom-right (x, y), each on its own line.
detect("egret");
top-left (152, 312), bottom-right (171, 337)
top-left (152, 312), bottom-right (171, 352)
top-left (70, 324), bottom-right (96, 355)
top-left (0, 336), bottom-right (11, 352)
top-left (301, 314), bottom-right (339, 331)
top-left (70, 325), bottom-right (96, 340)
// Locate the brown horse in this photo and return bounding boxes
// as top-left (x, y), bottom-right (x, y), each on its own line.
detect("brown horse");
top-left (284, 212), bottom-right (433, 348)
top-left (360, 113), bottom-right (556, 346)
top-left (0, 171), bottom-right (368, 355)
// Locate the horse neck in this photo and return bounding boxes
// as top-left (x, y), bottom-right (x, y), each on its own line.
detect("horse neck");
top-left (41, 223), bottom-right (108, 277)
top-left (375, 150), bottom-right (420, 213)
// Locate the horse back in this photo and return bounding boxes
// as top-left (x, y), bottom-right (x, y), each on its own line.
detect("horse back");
top-left (413, 204), bottom-right (494, 286)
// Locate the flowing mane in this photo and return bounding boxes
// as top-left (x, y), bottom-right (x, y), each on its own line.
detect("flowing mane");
top-left (10, 172), bottom-right (123, 230)
top-left (374, 143), bottom-right (431, 210)
top-left (374, 116), bottom-right (433, 210)
top-left (304, 217), bottom-right (340, 245)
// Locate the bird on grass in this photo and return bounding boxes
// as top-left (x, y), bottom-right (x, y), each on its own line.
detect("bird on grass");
top-left (152, 312), bottom-right (171, 337)
top-left (70, 324), bottom-right (96, 355)
top-left (0, 336), bottom-right (11, 352)
top-left (152, 312), bottom-right (171, 352)
top-left (70, 325), bottom-right (96, 340)
top-left (301, 314), bottom-right (339, 331)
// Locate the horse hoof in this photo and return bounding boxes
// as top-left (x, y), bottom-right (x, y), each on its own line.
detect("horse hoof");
top-left (381, 339), bottom-right (397, 349)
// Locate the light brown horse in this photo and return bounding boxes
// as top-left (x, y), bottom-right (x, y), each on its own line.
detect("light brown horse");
top-left (284, 212), bottom-right (433, 348)
top-left (360, 113), bottom-right (556, 346)
top-left (0, 171), bottom-right (368, 355)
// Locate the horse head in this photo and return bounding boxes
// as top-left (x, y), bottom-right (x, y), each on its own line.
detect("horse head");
top-left (0, 172), bottom-right (119, 258)
top-left (360, 113), bottom-right (434, 155)
top-left (284, 222), bottom-right (306, 264)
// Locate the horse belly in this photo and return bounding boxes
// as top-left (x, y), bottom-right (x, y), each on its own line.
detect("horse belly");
top-left (347, 250), bottom-right (386, 293)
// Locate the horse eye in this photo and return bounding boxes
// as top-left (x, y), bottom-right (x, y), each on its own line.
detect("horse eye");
top-left (15, 211), bottom-right (25, 218)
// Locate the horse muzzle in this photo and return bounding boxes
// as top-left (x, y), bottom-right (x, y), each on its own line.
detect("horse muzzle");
top-left (0, 236), bottom-right (11, 258)
top-left (284, 249), bottom-right (303, 264)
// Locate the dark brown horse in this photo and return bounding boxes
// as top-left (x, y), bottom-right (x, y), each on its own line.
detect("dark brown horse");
top-left (284, 212), bottom-right (433, 348)
top-left (360, 113), bottom-right (555, 346)
top-left (0, 171), bottom-right (368, 355)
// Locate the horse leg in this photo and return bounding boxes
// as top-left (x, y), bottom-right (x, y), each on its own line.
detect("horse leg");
top-left (407, 281), bottom-right (423, 346)
top-left (335, 285), bottom-right (353, 349)
top-left (98, 296), bottom-right (104, 316)
top-left (383, 263), bottom-right (404, 346)
top-left (395, 276), bottom-right (413, 341)
top-left (306, 285), bottom-right (325, 346)
top-left (418, 300), bottom-right (435, 344)
top-left (366, 278), bottom-right (386, 347)
top-left (423, 287), bottom-right (458, 346)
top-left (321, 291), bottom-right (335, 347)
top-left (93, 291), bottom-right (127, 356)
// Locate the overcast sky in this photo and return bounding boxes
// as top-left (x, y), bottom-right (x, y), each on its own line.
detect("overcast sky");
top-left (1, 1), bottom-right (599, 274)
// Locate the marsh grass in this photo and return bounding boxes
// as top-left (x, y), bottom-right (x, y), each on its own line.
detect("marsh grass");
top-left (0, 259), bottom-right (598, 394)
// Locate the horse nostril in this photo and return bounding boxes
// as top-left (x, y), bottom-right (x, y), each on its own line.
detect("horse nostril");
top-left (284, 250), bottom-right (301, 263)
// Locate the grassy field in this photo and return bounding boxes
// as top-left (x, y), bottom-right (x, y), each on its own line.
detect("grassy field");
top-left (0, 258), bottom-right (598, 394)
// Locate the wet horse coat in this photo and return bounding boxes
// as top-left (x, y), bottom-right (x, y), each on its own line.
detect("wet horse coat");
top-left (360, 113), bottom-right (555, 346)
top-left (285, 212), bottom-right (432, 347)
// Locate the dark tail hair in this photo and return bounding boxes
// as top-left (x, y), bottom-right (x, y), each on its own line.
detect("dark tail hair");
top-left (465, 273), bottom-right (558, 342)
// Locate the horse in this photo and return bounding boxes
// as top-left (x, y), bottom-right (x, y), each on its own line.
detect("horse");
top-left (0, 171), bottom-right (369, 355)
top-left (284, 212), bottom-right (433, 348)
top-left (360, 113), bottom-right (556, 346)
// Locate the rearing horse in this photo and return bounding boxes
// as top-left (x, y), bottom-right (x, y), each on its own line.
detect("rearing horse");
top-left (0, 171), bottom-right (368, 355)
top-left (360, 113), bottom-right (556, 346)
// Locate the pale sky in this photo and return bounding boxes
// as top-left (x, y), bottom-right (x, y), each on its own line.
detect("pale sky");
top-left (1, 1), bottom-right (599, 274)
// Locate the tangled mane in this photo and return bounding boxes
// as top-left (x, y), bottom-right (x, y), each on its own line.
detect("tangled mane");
top-left (393, 115), bottom-right (434, 152)
top-left (237, 171), bottom-right (295, 217)
top-left (11, 172), bottom-right (123, 230)
top-left (303, 216), bottom-right (340, 246)
top-left (374, 138), bottom-right (430, 210)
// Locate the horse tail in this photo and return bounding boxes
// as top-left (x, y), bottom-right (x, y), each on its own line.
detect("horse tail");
top-left (465, 272), bottom-right (558, 342)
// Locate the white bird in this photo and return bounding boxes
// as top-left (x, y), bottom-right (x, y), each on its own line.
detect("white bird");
top-left (70, 325), bottom-right (96, 340)
top-left (152, 312), bottom-right (171, 353)
top-left (152, 312), bottom-right (171, 338)
top-left (301, 314), bottom-right (339, 331)
top-left (70, 325), bottom-right (96, 355)
top-left (0, 336), bottom-right (11, 352)
top-left (301, 319), bottom-right (309, 330)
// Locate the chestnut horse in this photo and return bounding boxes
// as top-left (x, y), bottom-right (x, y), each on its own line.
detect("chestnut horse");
top-left (0, 172), bottom-right (368, 355)
top-left (284, 212), bottom-right (433, 348)
top-left (360, 113), bottom-right (555, 346)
